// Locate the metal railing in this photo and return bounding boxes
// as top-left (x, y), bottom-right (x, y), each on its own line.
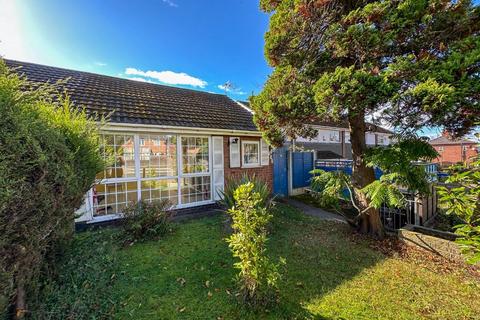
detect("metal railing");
top-left (315, 159), bottom-right (352, 168)
top-left (380, 196), bottom-right (418, 230)
top-left (313, 159), bottom-right (437, 230)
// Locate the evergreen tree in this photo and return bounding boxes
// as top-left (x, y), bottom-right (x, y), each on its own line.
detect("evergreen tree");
top-left (252, 0), bottom-right (480, 237)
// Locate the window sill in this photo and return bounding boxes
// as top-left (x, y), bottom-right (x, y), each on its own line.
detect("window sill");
top-left (241, 164), bottom-right (262, 169)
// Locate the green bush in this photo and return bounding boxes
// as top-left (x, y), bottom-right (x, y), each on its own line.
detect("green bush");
top-left (220, 174), bottom-right (272, 210)
top-left (0, 60), bottom-right (104, 317)
top-left (121, 200), bottom-right (173, 242)
top-left (310, 169), bottom-right (346, 210)
top-left (437, 152), bottom-right (480, 265)
top-left (28, 230), bottom-right (121, 319)
top-left (226, 182), bottom-right (283, 308)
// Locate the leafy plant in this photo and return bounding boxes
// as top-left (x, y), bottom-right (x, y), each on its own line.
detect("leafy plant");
top-left (226, 183), bottom-right (283, 308)
top-left (310, 138), bottom-right (435, 229)
top-left (121, 199), bottom-right (173, 242)
top-left (361, 173), bottom-right (407, 209)
top-left (437, 150), bottom-right (480, 265)
top-left (0, 60), bottom-right (104, 317)
top-left (310, 169), bottom-right (347, 210)
top-left (220, 174), bottom-right (272, 210)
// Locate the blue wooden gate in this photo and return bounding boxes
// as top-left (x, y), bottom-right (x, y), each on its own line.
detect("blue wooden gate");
top-left (292, 152), bottom-right (314, 189)
top-left (273, 148), bottom-right (288, 196)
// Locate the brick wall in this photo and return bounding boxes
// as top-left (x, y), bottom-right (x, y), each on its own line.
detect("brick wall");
top-left (432, 144), bottom-right (478, 166)
top-left (222, 136), bottom-right (273, 191)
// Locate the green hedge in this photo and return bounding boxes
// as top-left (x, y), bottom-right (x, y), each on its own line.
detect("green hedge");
top-left (0, 60), bottom-right (104, 317)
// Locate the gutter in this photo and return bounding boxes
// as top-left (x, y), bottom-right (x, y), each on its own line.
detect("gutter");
top-left (100, 122), bottom-right (262, 137)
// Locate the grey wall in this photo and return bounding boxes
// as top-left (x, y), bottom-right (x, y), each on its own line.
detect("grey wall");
top-left (314, 143), bottom-right (344, 158)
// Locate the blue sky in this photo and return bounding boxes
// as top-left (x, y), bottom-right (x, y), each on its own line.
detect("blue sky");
top-left (0, 0), bottom-right (477, 139)
top-left (0, 0), bottom-right (271, 98)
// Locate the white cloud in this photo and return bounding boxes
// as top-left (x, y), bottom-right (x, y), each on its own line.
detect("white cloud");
top-left (127, 77), bottom-right (155, 83)
top-left (125, 67), bottom-right (207, 88)
top-left (94, 61), bottom-right (107, 67)
top-left (162, 0), bottom-right (178, 7)
top-left (218, 84), bottom-right (246, 95)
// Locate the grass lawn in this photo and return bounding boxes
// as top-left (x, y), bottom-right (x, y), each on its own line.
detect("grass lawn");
top-left (35, 204), bottom-right (480, 320)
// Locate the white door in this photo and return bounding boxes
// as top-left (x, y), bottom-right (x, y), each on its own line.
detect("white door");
top-left (212, 136), bottom-right (224, 200)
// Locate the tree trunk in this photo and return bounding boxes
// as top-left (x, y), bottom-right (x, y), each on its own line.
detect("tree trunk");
top-left (348, 112), bottom-right (385, 238)
top-left (15, 280), bottom-right (26, 319)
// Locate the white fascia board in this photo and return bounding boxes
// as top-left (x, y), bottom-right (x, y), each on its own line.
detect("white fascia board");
top-left (307, 124), bottom-right (346, 132)
top-left (306, 124), bottom-right (390, 135)
top-left (99, 122), bottom-right (262, 137)
top-left (235, 101), bottom-right (254, 114)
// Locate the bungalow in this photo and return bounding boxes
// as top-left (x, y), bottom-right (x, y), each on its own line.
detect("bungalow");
top-left (5, 59), bottom-right (272, 223)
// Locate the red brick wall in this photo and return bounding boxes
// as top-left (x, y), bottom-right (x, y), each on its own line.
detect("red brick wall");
top-left (221, 136), bottom-right (273, 191)
top-left (432, 144), bottom-right (478, 166)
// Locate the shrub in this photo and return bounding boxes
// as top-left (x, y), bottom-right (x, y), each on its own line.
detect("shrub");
top-left (226, 182), bottom-right (283, 308)
top-left (121, 199), bottom-right (173, 242)
top-left (310, 169), bottom-right (346, 210)
top-left (28, 230), bottom-right (121, 319)
top-left (0, 60), bottom-right (104, 317)
top-left (220, 174), bottom-right (272, 210)
top-left (437, 152), bottom-right (480, 265)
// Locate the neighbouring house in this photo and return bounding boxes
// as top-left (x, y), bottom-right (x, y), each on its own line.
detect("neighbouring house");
top-left (6, 59), bottom-right (272, 224)
top-left (429, 131), bottom-right (479, 167)
top-left (269, 121), bottom-right (393, 196)
top-left (294, 121), bottom-right (393, 160)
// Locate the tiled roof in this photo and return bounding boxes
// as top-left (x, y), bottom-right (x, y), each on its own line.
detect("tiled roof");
top-left (5, 59), bottom-right (258, 132)
top-left (429, 135), bottom-right (477, 145)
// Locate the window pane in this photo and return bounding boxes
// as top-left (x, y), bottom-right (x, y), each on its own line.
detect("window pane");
top-left (243, 142), bottom-right (259, 165)
top-left (181, 176), bottom-right (211, 204)
top-left (97, 134), bottom-right (136, 179)
top-left (139, 134), bottom-right (177, 178)
top-left (141, 179), bottom-right (178, 205)
top-left (181, 137), bottom-right (209, 174)
top-left (92, 182), bottom-right (137, 216)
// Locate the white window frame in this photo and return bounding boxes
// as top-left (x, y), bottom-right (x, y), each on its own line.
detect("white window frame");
top-left (378, 135), bottom-right (385, 144)
top-left (229, 137), bottom-right (241, 168)
top-left (241, 140), bottom-right (260, 168)
top-left (177, 135), bottom-right (213, 208)
top-left (260, 139), bottom-right (269, 166)
top-left (85, 132), bottom-right (215, 223)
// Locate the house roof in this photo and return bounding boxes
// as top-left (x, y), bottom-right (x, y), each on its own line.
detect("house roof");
top-left (4, 59), bottom-right (258, 132)
top-left (429, 135), bottom-right (478, 146)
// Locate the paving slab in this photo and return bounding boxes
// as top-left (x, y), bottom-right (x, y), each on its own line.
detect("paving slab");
top-left (284, 198), bottom-right (347, 224)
